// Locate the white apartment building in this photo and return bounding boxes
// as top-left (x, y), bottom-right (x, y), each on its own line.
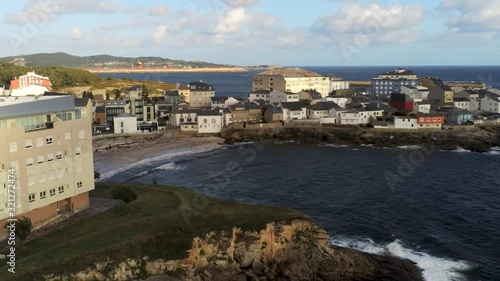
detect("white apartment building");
top-left (0, 95), bottom-right (94, 239)
top-left (253, 68), bottom-right (330, 97)
top-left (269, 90), bottom-right (300, 104)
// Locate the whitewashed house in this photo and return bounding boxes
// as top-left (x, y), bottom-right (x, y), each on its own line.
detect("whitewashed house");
top-left (270, 90), bottom-right (300, 104)
top-left (307, 104), bottom-right (329, 119)
top-left (393, 116), bottom-right (419, 129)
top-left (454, 98), bottom-right (471, 111)
top-left (197, 111), bottom-right (224, 133)
top-left (280, 102), bottom-right (307, 122)
top-left (339, 110), bottom-right (360, 125)
top-left (248, 90), bottom-right (271, 102)
top-left (414, 102), bottom-right (431, 114)
top-left (357, 109), bottom-right (384, 124)
top-left (480, 93), bottom-right (500, 113)
top-left (114, 113), bottom-right (137, 134)
top-left (323, 96), bottom-right (350, 108)
top-left (170, 109), bottom-right (200, 127)
top-left (224, 96), bottom-right (245, 107)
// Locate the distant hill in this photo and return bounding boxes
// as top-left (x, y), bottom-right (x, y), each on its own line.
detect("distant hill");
top-left (0, 52), bottom-right (234, 68)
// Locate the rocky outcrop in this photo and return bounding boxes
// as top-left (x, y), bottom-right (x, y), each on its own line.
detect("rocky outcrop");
top-left (221, 126), bottom-right (500, 152)
top-left (46, 219), bottom-right (423, 281)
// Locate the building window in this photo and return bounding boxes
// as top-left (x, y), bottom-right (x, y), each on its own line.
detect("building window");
top-left (48, 170), bottom-right (55, 180)
top-left (37, 136), bottom-right (43, 147)
top-left (40, 191), bottom-right (46, 199)
top-left (39, 172), bottom-right (46, 182)
top-left (50, 189), bottom-right (56, 196)
top-left (65, 132), bottom-right (71, 140)
top-left (26, 157), bottom-right (34, 167)
top-left (56, 151), bottom-right (63, 160)
top-left (25, 139), bottom-right (33, 149)
top-left (75, 147), bottom-right (81, 156)
top-left (9, 141), bottom-right (17, 152)
top-left (37, 155), bottom-right (44, 164)
top-left (28, 193), bottom-right (35, 202)
top-left (77, 181), bottom-right (83, 188)
top-left (46, 136), bottom-right (53, 145)
top-left (58, 186), bottom-right (64, 193)
top-left (79, 130), bottom-right (85, 139)
top-left (47, 153), bottom-right (54, 162)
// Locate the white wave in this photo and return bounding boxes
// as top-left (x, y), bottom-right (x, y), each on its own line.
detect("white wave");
top-left (98, 145), bottom-right (222, 181)
top-left (441, 146), bottom-right (472, 153)
top-left (398, 145), bottom-right (422, 149)
top-left (484, 146), bottom-right (500, 155)
top-left (154, 162), bottom-right (184, 171)
top-left (330, 236), bottom-right (470, 281)
top-left (324, 144), bottom-right (349, 148)
top-left (360, 144), bottom-right (374, 147)
top-left (132, 170), bottom-right (150, 178)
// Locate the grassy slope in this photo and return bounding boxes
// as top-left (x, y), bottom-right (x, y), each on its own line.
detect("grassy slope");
top-left (0, 183), bottom-right (305, 281)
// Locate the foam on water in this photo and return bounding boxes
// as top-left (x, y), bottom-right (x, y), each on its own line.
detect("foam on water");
top-left (439, 146), bottom-right (472, 153)
top-left (154, 162), bottom-right (185, 171)
top-left (484, 146), bottom-right (500, 155)
top-left (324, 144), bottom-right (350, 148)
top-left (398, 145), bottom-right (423, 149)
top-left (330, 236), bottom-right (471, 281)
top-left (98, 145), bottom-right (223, 181)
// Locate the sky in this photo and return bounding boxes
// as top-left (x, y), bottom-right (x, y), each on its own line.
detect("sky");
top-left (0, 0), bottom-right (499, 66)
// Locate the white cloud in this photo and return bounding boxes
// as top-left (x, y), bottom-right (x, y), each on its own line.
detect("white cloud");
top-left (221, 0), bottom-right (259, 8)
top-left (152, 25), bottom-right (168, 44)
top-left (213, 7), bottom-right (249, 34)
top-left (70, 27), bottom-right (84, 39)
top-left (312, 4), bottom-right (423, 44)
top-left (4, 0), bottom-right (121, 24)
top-left (440, 0), bottom-right (500, 32)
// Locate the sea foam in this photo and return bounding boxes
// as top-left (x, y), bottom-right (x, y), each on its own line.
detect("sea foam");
top-left (330, 236), bottom-right (470, 281)
top-left (98, 145), bottom-right (222, 181)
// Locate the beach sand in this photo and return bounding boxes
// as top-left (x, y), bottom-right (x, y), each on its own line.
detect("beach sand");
top-left (93, 132), bottom-right (225, 180)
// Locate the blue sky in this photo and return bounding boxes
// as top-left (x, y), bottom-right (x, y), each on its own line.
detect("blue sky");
top-left (1, 0), bottom-right (499, 66)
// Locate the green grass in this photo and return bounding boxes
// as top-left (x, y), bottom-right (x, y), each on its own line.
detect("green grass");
top-left (0, 183), bottom-right (305, 281)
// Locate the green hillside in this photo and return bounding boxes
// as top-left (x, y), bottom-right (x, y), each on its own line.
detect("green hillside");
top-left (0, 52), bottom-right (231, 68)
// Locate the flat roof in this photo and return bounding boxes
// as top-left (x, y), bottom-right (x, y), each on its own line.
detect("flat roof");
top-left (0, 95), bottom-right (75, 119)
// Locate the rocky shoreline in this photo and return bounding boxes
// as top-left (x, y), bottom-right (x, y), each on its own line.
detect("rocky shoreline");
top-left (221, 126), bottom-right (500, 153)
top-left (45, 219), bottom-right (423, 281)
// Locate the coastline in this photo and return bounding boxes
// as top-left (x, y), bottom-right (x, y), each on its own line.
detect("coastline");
top-left (93, 134), bottom-right (225, 180)
top-left (84, 67), bottom-right (248, 74)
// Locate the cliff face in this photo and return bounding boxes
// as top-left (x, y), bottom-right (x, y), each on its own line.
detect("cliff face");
top-left (45, 219), bottom-right (422, 281)
top-left (221, 126), bottom-right (500, 152)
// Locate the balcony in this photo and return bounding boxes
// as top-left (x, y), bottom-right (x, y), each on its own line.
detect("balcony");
top-left (25, 121), bottom-right (54, 132)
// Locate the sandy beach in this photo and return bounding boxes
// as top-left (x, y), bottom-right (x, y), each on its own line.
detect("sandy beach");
top-left (93, 132), bottom-right (225, 181)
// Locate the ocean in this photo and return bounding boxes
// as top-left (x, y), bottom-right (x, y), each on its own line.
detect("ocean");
top-left (99, 65), bottom-right (500, 99)
top-left (100, 144), bottom-right (500, 281)
top-left (99, 67), bottom-right (500, 281)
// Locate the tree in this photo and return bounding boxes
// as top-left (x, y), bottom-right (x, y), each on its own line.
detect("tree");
top-left (113, 89), bottom-right (121, 100)
top-left (106, 93), bottom-right (110, 100)
top-left (82, 91), bottom-right (87, 98)
top-left (94, 170), bottom-right (101, 181)
top-left (141, 84), bottom-right (149, 101)
top-left (5, 217), bottom-right (33, 252)
top-left (112, 187), bottom-right (138, 214)
top-left (87, 91), bottom-right (94, 99)
top-left (152, 177), bottom-right (158, 185)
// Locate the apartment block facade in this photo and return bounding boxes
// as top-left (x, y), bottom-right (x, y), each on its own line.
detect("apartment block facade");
top-left (252, 68), bottom-right (330, 97)
top-left (0, 96), bottom-right (94, 239)
top-left (371, 69), bottom-right (419, 96)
